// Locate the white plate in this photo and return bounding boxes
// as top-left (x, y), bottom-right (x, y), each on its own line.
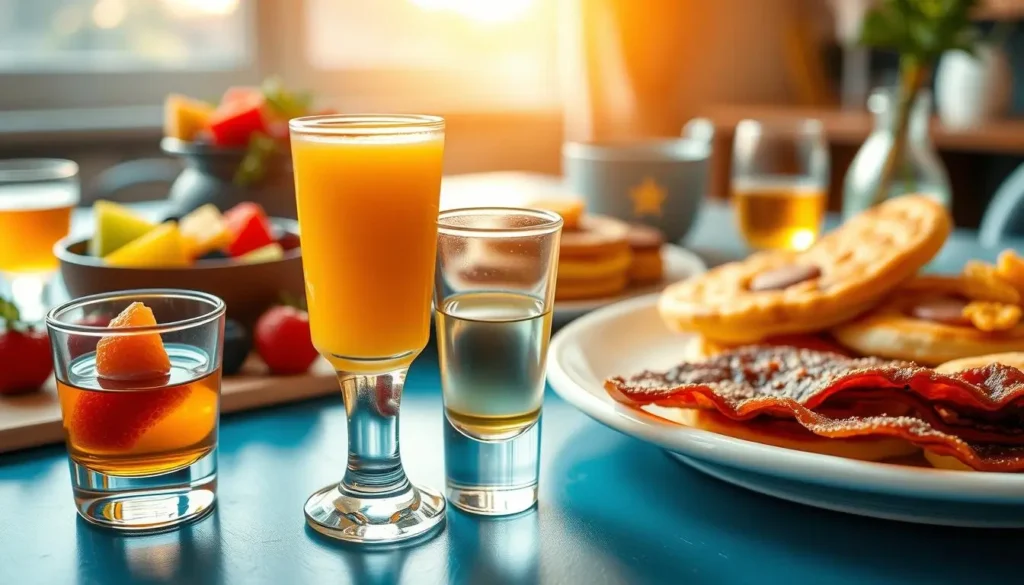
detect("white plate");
top-left (554, 244), bottom-right (705, 322)
top-left (546, 294), bottom-right (1024, 527)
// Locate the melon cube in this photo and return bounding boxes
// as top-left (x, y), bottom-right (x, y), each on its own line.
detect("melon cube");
top-left (104, 222), bottom-right (190, 268)
top-left (180, 204), bottom-right (232, 259)
top-left (165, 94), bottom-right (215, 142)
top-left (90, 201), bottom-right (157, 257)
top-left (239, 242), bottom-right (284, 264)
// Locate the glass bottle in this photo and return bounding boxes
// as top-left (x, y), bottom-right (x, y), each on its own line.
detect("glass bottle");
top-left (842, 88), bottom-right (952, 218)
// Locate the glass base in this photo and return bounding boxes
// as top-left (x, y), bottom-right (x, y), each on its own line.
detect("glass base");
top-left (70, 448), bottom-right (217, 534)
top-left (446, 483), bottom-right (538, 516)
top-left (304, 481), bottom-right (447, 545)
top-left (444, 413), bottom-right (541, 516)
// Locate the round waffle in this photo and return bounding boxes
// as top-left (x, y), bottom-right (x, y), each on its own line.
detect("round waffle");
top-left (658, 195), bottom-right (952, 343)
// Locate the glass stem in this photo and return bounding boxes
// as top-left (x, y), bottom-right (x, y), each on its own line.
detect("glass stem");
top-left (338, 368), bottom-right (410, 497)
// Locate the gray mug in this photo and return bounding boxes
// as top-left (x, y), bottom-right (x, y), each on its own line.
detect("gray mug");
top-left (562, 119), bottom-right (713, 243)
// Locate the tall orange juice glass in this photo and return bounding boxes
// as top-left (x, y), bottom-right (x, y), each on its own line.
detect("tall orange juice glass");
top-left (289, 115), bottom-right (447, 545)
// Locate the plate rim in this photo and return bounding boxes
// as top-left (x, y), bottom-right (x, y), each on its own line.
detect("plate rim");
top-left (547, 293), bottom-right (1024, 503)
top-left (675, 454), bottom-right (1024, 528)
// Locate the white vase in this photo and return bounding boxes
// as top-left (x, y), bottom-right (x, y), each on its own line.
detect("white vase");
top-left (935, 45), bottom-right (1012, 130)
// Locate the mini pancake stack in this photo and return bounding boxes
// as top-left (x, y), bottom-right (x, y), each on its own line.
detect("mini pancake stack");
top-left (556, 214), bottom-right (632, 300)
top-left (530, 199), bottom-right (665, 301)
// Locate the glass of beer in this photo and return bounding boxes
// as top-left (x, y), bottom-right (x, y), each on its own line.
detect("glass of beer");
top-left (0, 159), bottom-right (79, 321)
top-left (731, 119), bottom-right (829, 251)
top-left (289, 114), bottom-right (447, 545)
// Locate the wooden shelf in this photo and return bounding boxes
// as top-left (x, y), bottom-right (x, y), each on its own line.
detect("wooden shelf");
top-left (703, 104), bottom-right (1024, 155)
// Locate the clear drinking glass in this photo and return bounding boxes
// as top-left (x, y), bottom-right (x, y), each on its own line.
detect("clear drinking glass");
top-left (434, 207), bottom-right (563, 516)
top-left (731, 119), bottom-right (829, 251)
top-left (0, 159), bottom-right (79, 322)
top-left (289, 114), bottom-right (447, 544)
top-left (46, 289), bottom-right (225, 532)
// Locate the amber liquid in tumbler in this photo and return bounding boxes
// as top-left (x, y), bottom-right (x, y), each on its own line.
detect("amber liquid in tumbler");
top-left (0, 183), bottom-right (75, 273)
top-left (733, 178), bottom-right (827, 251)
top-left (56, 346), bottom-right (220, 477)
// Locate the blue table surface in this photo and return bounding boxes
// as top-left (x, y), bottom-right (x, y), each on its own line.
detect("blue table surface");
top-left (3, 200), bottom-right (1023, 585)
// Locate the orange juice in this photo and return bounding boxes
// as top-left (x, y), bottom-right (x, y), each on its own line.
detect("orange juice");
top-left (0, 183), bottom-right (75, 273)
top-left (291, 125), bottom-right (444, 371)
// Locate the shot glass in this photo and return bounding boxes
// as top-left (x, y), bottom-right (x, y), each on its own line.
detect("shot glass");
top-left (46, 289), bottom-right (225, 532)
top-left (434, 207), bottom-right (563, 515)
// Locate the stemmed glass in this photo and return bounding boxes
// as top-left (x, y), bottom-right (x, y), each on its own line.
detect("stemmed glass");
top-left (289, 114), bottom-right (447, 544)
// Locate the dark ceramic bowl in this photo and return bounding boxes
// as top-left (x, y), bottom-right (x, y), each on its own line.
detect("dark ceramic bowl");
top-left (56, 218), bottom-right (304, 327)
top-left (161, 137), bottom-right (296, 219)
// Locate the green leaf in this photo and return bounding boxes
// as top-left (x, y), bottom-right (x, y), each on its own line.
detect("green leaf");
top-left (233, 132), bottom-right (279, 187)
top-left (859, 0), bottom-right (980, 64)
top-left (0, 297), bottom-right (20, 326)
top-left (262, 77), bottom-right (313, 120)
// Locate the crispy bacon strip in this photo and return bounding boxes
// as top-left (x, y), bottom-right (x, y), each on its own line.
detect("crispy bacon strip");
top-left (604, 345), bottom-right (1024, 471)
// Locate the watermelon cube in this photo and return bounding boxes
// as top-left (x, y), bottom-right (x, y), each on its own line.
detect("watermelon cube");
top-left (223, 203), bottom-right (275, 257)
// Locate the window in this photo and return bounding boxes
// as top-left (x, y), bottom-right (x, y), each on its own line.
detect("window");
top-left (0, 0), bottom-right (248, 72)
top-left (298, 0), bottom-right (560, 112)
top-left (0, 0), bottom-right (560, 126)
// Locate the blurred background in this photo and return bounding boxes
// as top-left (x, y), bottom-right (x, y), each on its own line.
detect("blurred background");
top-left (2, 0), bottom-right (1024, 227)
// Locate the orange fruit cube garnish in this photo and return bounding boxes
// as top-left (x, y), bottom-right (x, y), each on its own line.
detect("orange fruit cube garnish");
top-left (95, 302), bottom-right (171, 381)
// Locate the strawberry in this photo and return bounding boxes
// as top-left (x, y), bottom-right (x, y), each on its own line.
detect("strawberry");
top-left (68, 384), bottom-right (191, 450)
top-left (0, 297), bottom-right (53, 395)
top-left (255, 305), bottom-right (318, 375)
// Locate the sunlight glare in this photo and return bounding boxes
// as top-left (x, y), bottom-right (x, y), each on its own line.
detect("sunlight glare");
top-left (162, 0), bottom-right (240, 18)
top-left (92, 0), bottom-right (126, 29)
top-left (409, 0), bottom-right (534, 24)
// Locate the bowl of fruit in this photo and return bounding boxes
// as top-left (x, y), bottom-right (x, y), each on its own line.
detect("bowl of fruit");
top-left (162, 78), bottom-right (322, 219)
top-left (56, 200), bottom-right (304, 327)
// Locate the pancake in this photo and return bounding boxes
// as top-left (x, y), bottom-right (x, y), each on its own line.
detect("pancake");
top-left (558, 249), bottom-right (632, 280)
top-left (625, 224), bottom-right (665, 284)
top-left (697, 334), bottom-right (853, 358)
top-left (832, 276), bottom-right (1024, 366)
top-left (936, 352), bottom-right (1024, 374)
top-left (629, 250), bottom-right (664, 283)
top-left (659, 195), bottom-right (951, 343)
top-left (626, 223), bottom-right (664, 251)
top-left (555, 273), bottom-right (629, 301)
top-left (924, 450), bottom-right (974, 470)
top-left (559, 215), bottom-right (631, 258)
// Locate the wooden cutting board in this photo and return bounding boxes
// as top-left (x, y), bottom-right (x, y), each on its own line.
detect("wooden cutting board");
top-left (0, 357), bottom-right (337, 454)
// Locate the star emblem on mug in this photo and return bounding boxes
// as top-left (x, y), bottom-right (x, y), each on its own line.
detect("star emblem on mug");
top-left (629, 177), bottom-right (666, 218)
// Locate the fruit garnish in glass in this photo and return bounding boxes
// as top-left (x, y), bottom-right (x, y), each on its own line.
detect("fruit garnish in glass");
top-left (46, 290), bottom-right (225, 532)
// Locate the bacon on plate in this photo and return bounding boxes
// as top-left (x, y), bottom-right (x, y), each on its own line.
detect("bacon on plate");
top-left (605, 345), bottom-right (1024, 471)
